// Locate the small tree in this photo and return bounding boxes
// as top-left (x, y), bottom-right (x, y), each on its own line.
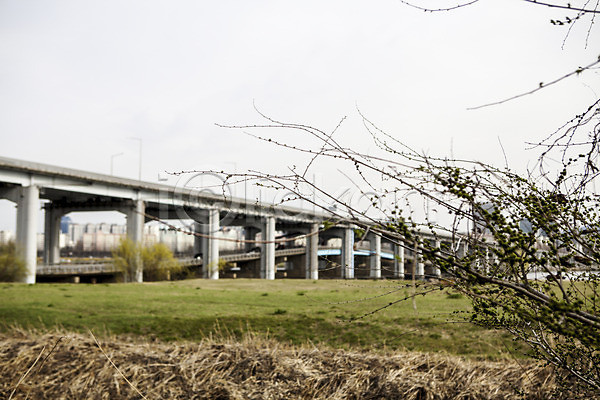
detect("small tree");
top-left (112, 237), bottom-right (142, 283)
top-left (0, 241), bottom-right (27, 282)
top-left (112, 238), bottom-right (183, 282)
top-left (142, 243), bottom-right (183, 281)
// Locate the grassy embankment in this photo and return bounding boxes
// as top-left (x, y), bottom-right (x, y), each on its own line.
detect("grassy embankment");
top-left (0, 279), bottom-right (526, 360)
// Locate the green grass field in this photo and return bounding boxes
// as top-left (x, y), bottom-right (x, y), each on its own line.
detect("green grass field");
top-left (0, 279), bottom-right (526, 360)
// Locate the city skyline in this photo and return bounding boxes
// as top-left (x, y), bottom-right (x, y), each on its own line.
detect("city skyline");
top-left (0, 218), bottom-right (244, 255)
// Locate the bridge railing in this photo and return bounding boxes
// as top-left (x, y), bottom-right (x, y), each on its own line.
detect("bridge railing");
top-left (37, 263), bottom-right (119, 276)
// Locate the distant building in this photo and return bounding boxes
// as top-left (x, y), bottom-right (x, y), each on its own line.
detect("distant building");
top-left (84, 223), bottom-right (96, 234)
top-left (98, 223), bottom-right (111, 233)
top-left (32, 221), bottom-right (244, 255)
top-left (67, 224), bottom-right (84, 247)
top-left (81, 231), bottom-right (125, 252)
top-left (220, 227), bottom-right (243, 252)
top-left (519, 219), bottom-right (533, 233)
top-left (37, 232), bottom-right (44, 252)
top-left (473, 202), bottom-right (495, 235)
top-left (36, 232), bottom-right (68, 252)
top-left (0, 230), bottom-right (14, 244)
top-left (159, 228), bottom-right (194, 254)
top-left (60, 216), bottom-right (72, 234)
top-left (110, 224), bottom-right (126, 234)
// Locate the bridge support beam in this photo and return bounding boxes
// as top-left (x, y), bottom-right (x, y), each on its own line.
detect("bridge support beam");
top-left (43, 206), bottom-right (63, 265)
top-left (125, 199), bottom-right (145, 282)
top-left (261, 216), bottom-right (275, 280)
top-left (369, 233), bottom-right (381, 279)
top-left (194, 209), bottom-right (220, 280)
top-left (393, 242), bottom-right (405, 279)
top-left (341, 227), bottom-right (354, 279)
top-left (204, 209), bottom-right (220, 280)
top-left (433, 240), bottom-right (441, 278)
top-left (193, 223), bottom-right (202, 259)
top-left (305, 223), bottom-right (319, 280)
top-left (416, 247), bottom-right (425, 280)
top-left (460, 241), bottom-right (468, 258)
top-left (244, 226), bottom-right (259, 252)
top-left (16, 185), bottom-right (39, 284)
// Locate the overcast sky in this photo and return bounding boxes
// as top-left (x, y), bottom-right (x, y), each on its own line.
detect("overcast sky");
top-left (0, 0), bottom-right (598, 231)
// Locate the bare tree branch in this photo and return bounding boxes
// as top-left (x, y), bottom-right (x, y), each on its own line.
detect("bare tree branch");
top-left (397, 0), bottom-right (481, 12)
top-left (468, 58), bottom-right (600, 110)
top-left (522, 0), bottom-right (600, 14)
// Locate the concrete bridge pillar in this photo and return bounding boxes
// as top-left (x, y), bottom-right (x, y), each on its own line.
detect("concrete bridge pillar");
top-left (261, 216), bottom-right (276, 280)
top-left (410, 240), bottom-right (425, 280)
top-left (341, 227), bottom-right (354, 279)
top-left (369, 233), bottom-right (381, 279)
top-left (205, 209), bottom-right (220, 280)
top-left (305, 223), bottom-right (319, 280)
top-left (433, 240), bottom-right (442, 278)
top-left (43, 206), bottom-right (63, 265)
top-left (244, 226), bottom-right (259, 252)
top-left (459, 241), bottom-right (468, 258)
top-left (16, 185), bottom-right (39, 284)
top-left (126, 199), bottom-right (145, 244)
top-left (193, 222), bottom-right (202, 258)
top-left (125, 199), bottom-right (145, 282)
top-left (194, 209), bottom-right (220, 280)
top-left (416, 246), bottom-right (425, 280)
top-left (394, 241), bottom-right (405, 279)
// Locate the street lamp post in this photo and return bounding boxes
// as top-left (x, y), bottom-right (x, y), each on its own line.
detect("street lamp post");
top-left (110, 152), bottom-right (124, 176)
top-left (128, 137), bottom-right (142, 181)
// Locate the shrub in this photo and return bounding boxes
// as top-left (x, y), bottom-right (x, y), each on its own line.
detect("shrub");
top-left (0, 241), bottom-right (27, 282)
top-left (113, 239), bottom-right (183, 282)
top-left (142, 243), bottom-right (183, 281)
top-left (112, 238), bottom-right (142, 282)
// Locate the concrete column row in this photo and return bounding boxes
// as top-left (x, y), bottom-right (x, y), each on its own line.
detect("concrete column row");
top-left (5, 184), bottom-right (427, 283)
top-left (3, 188), bottom-right (147, 283)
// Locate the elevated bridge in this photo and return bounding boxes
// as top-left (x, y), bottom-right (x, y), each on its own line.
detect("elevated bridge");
top-left (1, 156), bottom-right (450, 283)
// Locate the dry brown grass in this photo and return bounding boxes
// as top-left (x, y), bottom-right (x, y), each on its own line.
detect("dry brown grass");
top-left (0, 329), bottom-right (558, 400)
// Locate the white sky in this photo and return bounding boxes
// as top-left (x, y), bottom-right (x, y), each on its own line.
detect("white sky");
top-left (0, 0), bottom-right (598, 231)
